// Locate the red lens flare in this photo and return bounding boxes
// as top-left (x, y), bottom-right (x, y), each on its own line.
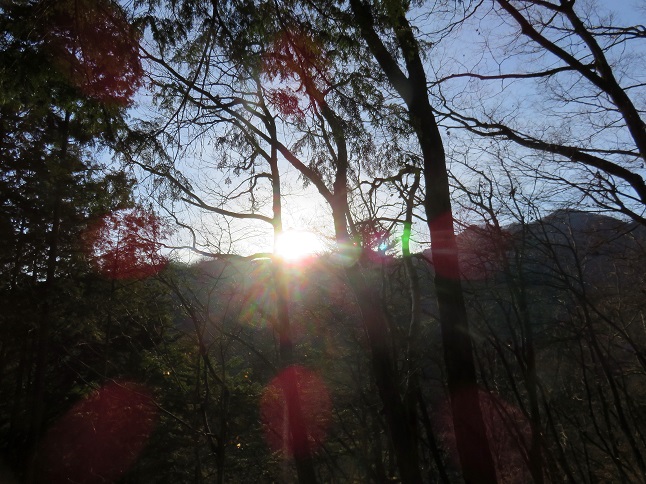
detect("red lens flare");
top-left (83, 208), bottom-right (170, 280)
top-left (458, 225), bottom-right (511, 281)
top-left (260, 365), bottom-right (332, 458)
top-left (426, 213), bottom-right (512, 281)
top-left (436, 386), bottom-right (532, 482)
top-left (266, 87), bottom-right (306, 120)
top-left (37, 381), bottom-right (158, 483)
top-left (426, 212), bottom-right (462, 279)
top-left (47, 0), bottom-right (143, 106)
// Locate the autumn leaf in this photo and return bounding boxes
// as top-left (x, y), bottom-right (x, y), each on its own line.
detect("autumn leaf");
top-left (47, 0), bottom-right (144, 106)
top-left (84, 208), bottom-right (170, 280)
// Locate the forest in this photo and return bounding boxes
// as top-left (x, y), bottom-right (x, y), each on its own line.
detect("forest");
top-left (1, 0), bottom-right (645, 482)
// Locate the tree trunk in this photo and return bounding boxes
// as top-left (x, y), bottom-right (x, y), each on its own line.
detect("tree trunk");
top-left (25, 111), bottom-right (71, 484)
top-left (413, 89), bottom-right (498, 484)
top-left (348, 1), bottom-right (498, 482)
top-left (268, 115), bottom-right (318, 483)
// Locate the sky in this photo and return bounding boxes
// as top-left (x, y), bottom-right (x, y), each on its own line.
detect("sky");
top-left (122, 0), bottom-right (646, 263)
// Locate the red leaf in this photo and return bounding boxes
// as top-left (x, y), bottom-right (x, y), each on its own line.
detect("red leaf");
top-left (84, 208), bottom-right (170, 280)
top-left (47, 0), bottom-right (143, 106)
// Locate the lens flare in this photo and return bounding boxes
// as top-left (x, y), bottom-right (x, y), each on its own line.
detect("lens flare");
top-left (260, 365), bottom-right (332, 457)
top-left (274, 231), bottom-right (323, 262)
top-left (436, 386), bottom-right (531, 482)
top-left (37, 381), bottom-right (158, 483)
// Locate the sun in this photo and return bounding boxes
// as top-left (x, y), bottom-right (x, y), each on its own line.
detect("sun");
top-left (274, 230), bottom-right (323, 262)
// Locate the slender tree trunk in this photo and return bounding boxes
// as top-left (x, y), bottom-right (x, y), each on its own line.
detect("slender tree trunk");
top-left (25, 111), bottom-right (71, 484)
top-left (418, 389), bottom-right (451, 483)
top-left (402, 170), bottom-right (423, 476)
top-left (103, 277), bottom-right (116, 379)
top-left (267, 112), bottom-right (318, 483)
top-left (330, 187), bottom-right (422, 481)
top-left (490, 215), bottom-right (545, 483)
top-left (416, 104), bottom-right (497, 484)
top-left (348, 2), bottom-right (498, 482)
top-left (320, 99), bottom-right (423, 480)
top-left (514, 259), bottom-right (545, 484)
top-left (272, 260), bottom-right (317, 483)
top-left (26, 200), bottom-right (59, 484)
top-left (7, 332), bottom-right (29, 454)
top-left (6, 219), bottom-right (29, 456)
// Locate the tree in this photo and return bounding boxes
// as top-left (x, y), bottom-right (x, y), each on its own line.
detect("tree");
top-left (434, 0), bottom-right (646, 223)
top-left (45, 0), bottom-right (143, 105)
top-left (84, 208), bottom-right (171, 280)
top-left (335, 1), bottom-right (498, 481)
top-left (124, 21), bottom-right (330, 477)
top-left (130, 5), bottom-right (419, 481)
top-left (127, 0), bottom-right (502, 482)
top-left (448, 153), bottom-right (646, 481)
top-left (0, 0), bottom-right (145, 479)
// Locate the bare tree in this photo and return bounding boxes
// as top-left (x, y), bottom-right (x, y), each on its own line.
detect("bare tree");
top-left (451, 154), bottom-right (646, 482)
top-left (434, 0), bottom-right (646, 223)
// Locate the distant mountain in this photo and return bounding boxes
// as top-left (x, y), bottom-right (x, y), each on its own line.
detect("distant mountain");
top-left (418, 210), bottom-right (646, 286)
top-left (506, 210), bottom-right (646, 292)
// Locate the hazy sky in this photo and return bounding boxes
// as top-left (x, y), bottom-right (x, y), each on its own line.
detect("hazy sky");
top-left (129, 0), bottom-right (646, 262)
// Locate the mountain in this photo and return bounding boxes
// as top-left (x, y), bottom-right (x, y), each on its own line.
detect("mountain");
top-left (418, 210), bottom-right (646, 287)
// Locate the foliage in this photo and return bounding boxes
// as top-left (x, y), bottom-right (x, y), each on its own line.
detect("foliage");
top-left (46, 0), bottom-right (144, 106)
top-left (83, 208), bottom-right (171, 280)
top-left (1, 0), bottom-right (646, 482)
